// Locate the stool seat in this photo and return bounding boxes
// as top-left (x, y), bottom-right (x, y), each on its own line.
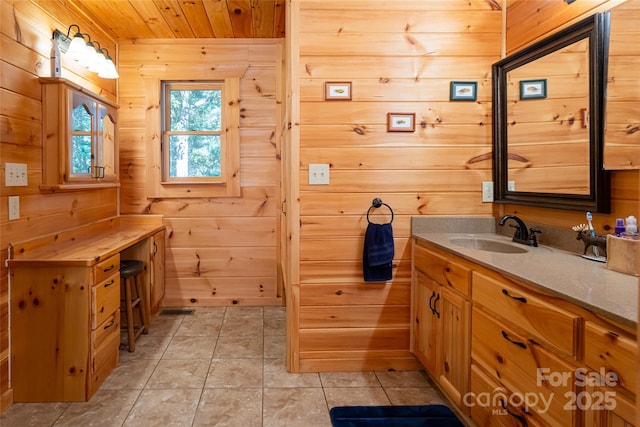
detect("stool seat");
top-left (120, 260), bottom-right (144, 278)
top-left (119, 259), bottom-right (149, 352)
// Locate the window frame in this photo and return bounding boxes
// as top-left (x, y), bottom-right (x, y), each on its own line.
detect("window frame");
top-left (161, 81), bottom-right (226, 184)
top-left (145, 76), bottom-right (241, 199)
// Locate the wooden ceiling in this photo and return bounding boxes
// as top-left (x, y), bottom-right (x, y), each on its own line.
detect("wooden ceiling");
top-left (66, 0), bottom-right (286, 40)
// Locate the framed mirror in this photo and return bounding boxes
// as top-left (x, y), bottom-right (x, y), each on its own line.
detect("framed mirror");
top-left (493, 13), bottom-right (610, 212)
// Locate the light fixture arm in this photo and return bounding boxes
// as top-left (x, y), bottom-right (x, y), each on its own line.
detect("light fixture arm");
top-left (63, 24), bottom-right (81, 39)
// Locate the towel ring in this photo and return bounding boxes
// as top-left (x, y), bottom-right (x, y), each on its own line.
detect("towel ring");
top-left (367, 198), bottom-right (394, 224)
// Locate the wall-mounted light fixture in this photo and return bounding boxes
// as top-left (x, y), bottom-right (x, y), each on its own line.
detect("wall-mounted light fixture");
top-left (52, 24), bottom-right (119, 79)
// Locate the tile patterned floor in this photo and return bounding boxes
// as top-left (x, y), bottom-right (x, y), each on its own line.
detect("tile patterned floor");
top-left (1, 306), bottom-right (449, 426)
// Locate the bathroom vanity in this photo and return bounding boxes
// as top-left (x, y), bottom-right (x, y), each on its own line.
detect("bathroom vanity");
top-left (411, 220), bottom-right (637, 427)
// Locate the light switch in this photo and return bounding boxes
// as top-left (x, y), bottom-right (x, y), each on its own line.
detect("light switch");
top-left (8, 196), bottom-right (20, 221)
top-left (309, 164), bottom-right (330, 185)
top-left (5, 162), bottom-right (28, 186)
top-left (482, 182), bottom-right (493, 202)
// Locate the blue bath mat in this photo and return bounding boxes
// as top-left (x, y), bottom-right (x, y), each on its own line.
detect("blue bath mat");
top-left (329, 404), bottom-right (463, 427)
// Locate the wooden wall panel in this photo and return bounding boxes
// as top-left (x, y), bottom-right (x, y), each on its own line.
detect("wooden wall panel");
top-left (118, 39), bottom-right (284, 308)
top-left (505, 0), bottom-right (626, 54)
top-left (0, 0), bottom-right (119, 410)
top-left (604, 0), bottom-right (640, 168)
top-left (289, 1), bottom-right (502, 373)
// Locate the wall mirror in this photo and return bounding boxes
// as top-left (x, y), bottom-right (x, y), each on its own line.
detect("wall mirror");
top-left (493, 13), bottom-right (610, 212)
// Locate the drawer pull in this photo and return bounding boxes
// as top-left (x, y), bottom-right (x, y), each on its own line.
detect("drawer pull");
top-left (499, 399), bottom-right (526, 424)
top-left (103, 264), bottom-right (115, 273)
top-left (433, 294), bottom-right (441, 319)
top-left (103, 279), bottom-right (115, 288)
top-left (429, 291), bottom-right (436, 315)
top-left (501, 330), bottom-right (527, 349)
top-left (103, 319), bottom-right (116, 330)
top-left (501, 288), bottom-right (527, 304)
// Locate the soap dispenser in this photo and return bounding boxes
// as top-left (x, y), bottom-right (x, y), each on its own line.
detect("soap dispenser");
top-left (623, 215), bottom-right (638, 239)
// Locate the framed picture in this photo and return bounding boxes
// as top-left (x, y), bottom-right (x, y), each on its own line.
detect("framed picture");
top-left (387, 113), bottom-right (416, 132)
top-left (450, 81), bottom-right (477, 101)
top-left (325, 82), bottom-right (352, 100)
top-left (520, 79), bottom-right (547, 99)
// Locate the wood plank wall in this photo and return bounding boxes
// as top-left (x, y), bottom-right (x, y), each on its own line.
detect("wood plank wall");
top-left (502, 0), bottom-right (640, 233)
top-left (0, 0), bottom-right (118, 410)
top-left (289, 0), bottom-right (502, 372)
top-left (117, 39), bottom-right (284, 307)
top-left (604, 0), bottom-right (640, 168)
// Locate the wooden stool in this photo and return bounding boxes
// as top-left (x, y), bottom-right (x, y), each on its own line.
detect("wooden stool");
top-left (119, 260), bottom-right (149, 352)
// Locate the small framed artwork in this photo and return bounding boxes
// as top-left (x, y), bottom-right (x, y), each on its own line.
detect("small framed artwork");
top-left (387, 113), bottom-right (416, 132)
top-left (325, 82), bottom-right (352, 100)
top-left (520, 79), bottom-right (547, 99)
top-left (450, 81), bottom-right (478, 101)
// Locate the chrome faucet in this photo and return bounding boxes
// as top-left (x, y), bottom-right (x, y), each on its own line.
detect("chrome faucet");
top-left (498, 215), bottom-right (540, 247)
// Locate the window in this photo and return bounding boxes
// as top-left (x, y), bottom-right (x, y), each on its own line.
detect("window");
top-left (147, 77), bottom-right (240, 198)
top-left (71, 102), bottom-right (93, 177)
top-left (162, 81), bottom-right (225, 183)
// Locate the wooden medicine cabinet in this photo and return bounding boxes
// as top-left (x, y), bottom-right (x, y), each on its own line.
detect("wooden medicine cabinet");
top-left (40, 78), bottom-right (119, 190)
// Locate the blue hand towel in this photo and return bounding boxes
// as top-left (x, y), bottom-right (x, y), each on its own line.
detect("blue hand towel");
top-left (363, 222), bottom-right (394, 282)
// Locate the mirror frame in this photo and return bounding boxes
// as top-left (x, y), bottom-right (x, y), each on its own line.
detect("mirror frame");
top-left (493, 12), bottom-right (610, 212)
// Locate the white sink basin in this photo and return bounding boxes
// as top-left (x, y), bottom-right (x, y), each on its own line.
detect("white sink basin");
top-left (449, 237), bottom-right (529, 254)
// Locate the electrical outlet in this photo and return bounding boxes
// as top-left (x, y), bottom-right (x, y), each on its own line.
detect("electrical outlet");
top-left (5, 162), bottom-right (28, 186)
top-left (8, 196), bottom-right (20, 221)
top-left (508, 181), bottom-right (516, 191)
top-left (482, 181), bottom-right (493, 202)
top-left (308, 164), bottom-right (330, 185)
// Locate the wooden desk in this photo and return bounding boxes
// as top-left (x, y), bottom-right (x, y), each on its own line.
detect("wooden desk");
top-left (7, 215), bottom-right (165, 402)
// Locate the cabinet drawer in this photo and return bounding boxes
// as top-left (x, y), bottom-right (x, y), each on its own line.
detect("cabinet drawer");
top-left (413, 242), bottom-right (470, 296)
top-left (92, 275), bottom-right (120, 329)
top-left (583, 384), bottom-right (637, 427)
top-left (94, 253), bottom-right (120, 284)
top-left (472, 308), bottom-right (578, 427)
top-left (583, 321), bottom-right (637, 395)
top-left (469, 364), bottom-right (547, 427)
top-left (472, 271), bottom-right (580, 357)
top-left (91, 311), bottom-right (120, 374)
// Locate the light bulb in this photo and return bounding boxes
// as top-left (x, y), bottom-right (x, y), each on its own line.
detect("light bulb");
top-left (98, 56), bottom-right (119, 79)
top-left (81, 41), bottom-right (98, 69)
top-left (89, 48), bottom-right (105, 73)
top-left (67, 33), bottom-right (86, 61)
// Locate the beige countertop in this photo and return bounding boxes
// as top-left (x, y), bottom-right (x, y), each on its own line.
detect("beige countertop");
top-left (413, 230), bottom-right (638, 328)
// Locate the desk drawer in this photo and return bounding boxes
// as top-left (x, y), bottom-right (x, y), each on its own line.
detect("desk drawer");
top-left (413, 242), bottom-right (470, 296)
top-left (94, 253), bottom-right (120, 284)
top-left (583, 321), bottom-right (636, 395)
top-left (92, 275), bottom-right (120, 329)
top-left (91, 311), bottom-right (120, 374)
top-left (472, 271), bottom-right (580, 357)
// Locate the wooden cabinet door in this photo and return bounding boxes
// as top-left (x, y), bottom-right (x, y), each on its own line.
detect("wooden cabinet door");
top-left (437, 286), bottom-right (470, 410)
top-left (412, 271), bottom-right (439, 374)
top-left (150, 231), bottom-right (166, 314)
top-left (583, 320), bottom-right (637, 396)
top-left (98, 105), bottom-right (118, 181)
